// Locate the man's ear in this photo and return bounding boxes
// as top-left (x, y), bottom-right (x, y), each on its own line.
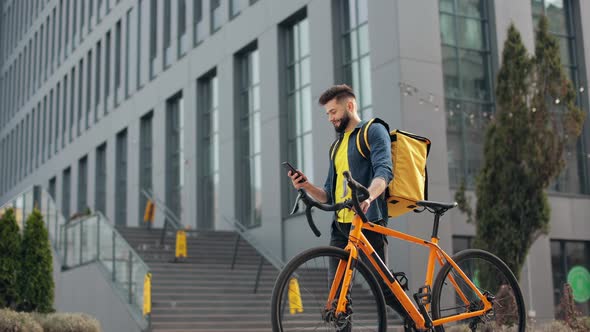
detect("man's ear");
top-left (347, 99), bottom-right (354, 112)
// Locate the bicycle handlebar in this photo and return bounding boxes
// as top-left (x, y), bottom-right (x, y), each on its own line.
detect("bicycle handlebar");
top-left (295, 171), bottom-right (370, 237)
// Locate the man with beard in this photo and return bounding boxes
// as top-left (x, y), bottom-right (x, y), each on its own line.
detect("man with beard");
top-left (287, 84), bottom-right (392, 269)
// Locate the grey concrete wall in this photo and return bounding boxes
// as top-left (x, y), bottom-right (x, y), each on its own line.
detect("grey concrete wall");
top-left (51, 250), bottom-right (142, 332)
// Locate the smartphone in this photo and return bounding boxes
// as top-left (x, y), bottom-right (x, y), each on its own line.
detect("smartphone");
top-left (282, 162), bottom-right (305, 183)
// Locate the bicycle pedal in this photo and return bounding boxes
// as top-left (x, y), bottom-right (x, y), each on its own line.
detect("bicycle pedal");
top-left (413, 285), bottom-right (433, 329)
top-left (413, 285), bottom-right (432, 305)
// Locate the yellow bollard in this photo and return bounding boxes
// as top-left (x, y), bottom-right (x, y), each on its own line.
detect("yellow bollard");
top-left (143, 200), bottom-right (155, 225)
top-left (288, 277), bottom-right (303, 314)
top-left (175, 230), bottom-right (187, 258)
top-left (143, 273), bottom-right (152, 316)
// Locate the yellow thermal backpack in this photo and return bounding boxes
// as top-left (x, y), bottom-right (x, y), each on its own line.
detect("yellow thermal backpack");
top-left (332, 118), bottom-right (431, 218)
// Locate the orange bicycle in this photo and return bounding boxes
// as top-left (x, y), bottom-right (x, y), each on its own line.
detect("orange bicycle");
top-left (271, 171), bottom-right (525, 331)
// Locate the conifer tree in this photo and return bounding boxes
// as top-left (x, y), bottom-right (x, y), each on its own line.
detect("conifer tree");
top-left (465, 18), bottom-right (585, 279)
top-left (0, 208), bottom-right (21, 309)
top-left (19, 209), bottom-right (55, 313)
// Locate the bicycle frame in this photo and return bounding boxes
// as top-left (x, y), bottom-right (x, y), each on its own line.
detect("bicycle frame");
top-left (327, 214), bottom-right (493, 330)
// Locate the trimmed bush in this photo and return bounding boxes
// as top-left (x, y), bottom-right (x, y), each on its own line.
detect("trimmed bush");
top-left (36, 312), bottom-right (101, 332)
top-left (0, 208), bottom-right (21, 309)
top-left (18, 209), bottom-right (54, 313)
top-left (541, 321), bottom-right (574, 332)
top-left (0, 308), bottom-right (43, 332)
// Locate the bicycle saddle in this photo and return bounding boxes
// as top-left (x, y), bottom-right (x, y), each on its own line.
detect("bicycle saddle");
top-left (416, 200), bottom-right (458, 213)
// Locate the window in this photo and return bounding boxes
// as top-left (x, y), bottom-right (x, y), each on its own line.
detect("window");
top-left (55, 82), bottom-right (60, 153)
top-left (104, 31), bottom-right (111, 114)
top-left (115, 129), bottom-right (128, 226)
top-left (86, 51), bottom-right (92, 129)
top-left (115, 20), bottom-right (122, 105)
top-left (452, 235), bottom-right (474, 254)
top-left (24, 114), bottom-right (30, 176)
top-left (236, 45), bottom-right (261, 228)
top-left (211, 0), bottom-right (222, 33)
top-left (48, 177), bottom-right (57, 201)
top-left (80, 0), bottom-right (85, 39)
top-left (166, 93), bottom-right (184, 222)
top-left (72, 0), bottom-right (77, 48)
top-left (36, 101), bottom-right (42, 168)
top-left (439, 0), bottom-right (494, 187)
top-left (96, 41), bottom-right (102, 118)
top-left (550, 240), bottom-right (590, 317)
top-left (230, 0), bottom-right (247, 18)
top-left (52, 7), bottom-right (56, 69)
top-left (62, 75), bottom-right (68, 149)
top-left (125, 9), bottom-right (132, 97)
top-left (48, 89), bottom-right (54, 158)
top-left (78, 59), bottom-right (84, 136)
top-left (42, 95), bottom-right (51, 163)
top-left (281, 13), bottom-right (312, 216)
top-left (150, 0), bottom-right (157, 78)
top-left (339, 0), bottom-right (373, 118)
top-left (58, 1), bottom-right (63, 63)
top-left (62, 167), bottom-right (71, 219)
top-left (139, 111), bottom-right (153, 225)
top-left (95, 143), bottom-right (107, 214)
top-left (532, 0), bottom-right (589, 194)
top-left (69, 68), bottom-right (76, 142)
top-left (197, 70), bottom-right (219, 230)
top-left (193, 0), bottom-right (204, 45)
top-left (78, 156), bottom-right (88, 213)
top-left (89, 0), bottom-right (94, 31)
top-left (178, 0), bottom-right (187, 57)
top-left (137, 0), bottom-right (144, 88)
top-left (163, 0), bottom-right (172, 67)
top-left (64, 0), bottom-right (70, 56)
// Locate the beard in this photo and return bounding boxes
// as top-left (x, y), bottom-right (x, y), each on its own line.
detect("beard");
top-left (334, 112), bottom-right (351, 133)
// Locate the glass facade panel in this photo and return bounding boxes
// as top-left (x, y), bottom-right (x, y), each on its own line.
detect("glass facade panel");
top-left (340, 0), bottom-right (373, 118)
top-left (62, 167), bottom-right (71, 219)
top-left (282, 16), bottom-right (312, 216)
top-left (236, 46), bottom-right (261, 227)
top-left (78, 156), bottom-right (88, 213)
top-left (532, 0), bottom-right (589, 194)
top-left (115, 129), bottom-right (128, 226)
top-left (197, 72), bottom-right (219, 230)
top-left (439, 0), bottom-right (494, 187)
top-left (550, 240), bottom-right (590, 317)
top-left (166, 94), bottom-right (184, 222)
top-left (95, 143), bottom-right (107, 214)
top-left (139, 112), bottom-right (153, 226)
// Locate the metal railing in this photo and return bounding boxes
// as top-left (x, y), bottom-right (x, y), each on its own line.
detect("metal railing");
top-left (222, 216), bottom-right (285, 293)
top-left (141, 188), bottom-right (183, 245)
top-left (0, 186), bottom-right (150, 330)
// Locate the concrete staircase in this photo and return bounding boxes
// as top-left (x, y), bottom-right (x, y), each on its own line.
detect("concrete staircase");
top-left (118, 227), bottom-right (406, 332)
top-left (117, 227), bottom-right (277, 332)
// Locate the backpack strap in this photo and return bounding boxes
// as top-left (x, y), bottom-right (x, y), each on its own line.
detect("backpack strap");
top-left (329, 135), bottom-right (343, 161)
top-left (356, 118), bottom-right (390, 159)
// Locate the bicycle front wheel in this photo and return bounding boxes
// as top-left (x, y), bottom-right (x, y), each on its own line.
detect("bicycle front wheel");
top-left (271, 246), bottom-right (387, 332)
top-left (431, 249), bottom-right (526, 332)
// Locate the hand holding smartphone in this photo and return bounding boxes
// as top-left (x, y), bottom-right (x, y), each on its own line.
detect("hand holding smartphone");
top-left (282, 162), bottom-right (306, 184)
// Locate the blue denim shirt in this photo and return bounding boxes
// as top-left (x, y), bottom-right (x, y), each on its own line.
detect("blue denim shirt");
top-left (323, 120), bottom-right (393, 222)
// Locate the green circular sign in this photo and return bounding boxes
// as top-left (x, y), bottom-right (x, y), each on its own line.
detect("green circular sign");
top-left (567, 266), bottom-right (590, 303)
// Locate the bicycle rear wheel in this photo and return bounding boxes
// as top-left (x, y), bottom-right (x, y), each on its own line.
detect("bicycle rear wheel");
top-left (271, 246), bottom-right (387, 332)
top-left (431, 249), bottom-right (526, 332)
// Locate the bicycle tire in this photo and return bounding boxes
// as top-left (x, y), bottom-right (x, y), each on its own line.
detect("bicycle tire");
top-left (271, 246), bottom-right (387, 332)
top-left (431, 249), bottom-right (526, 332)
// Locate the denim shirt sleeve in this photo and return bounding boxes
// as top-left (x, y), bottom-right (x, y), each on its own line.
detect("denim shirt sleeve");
top-left (323, 157), bottom-right (334, 204)
top-left (368, 123), bottom-right (393, 184)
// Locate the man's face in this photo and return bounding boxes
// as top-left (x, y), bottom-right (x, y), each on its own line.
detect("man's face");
top-left (324, 98), bottom-right (352, 134)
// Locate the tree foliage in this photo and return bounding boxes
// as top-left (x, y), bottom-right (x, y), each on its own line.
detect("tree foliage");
top-left (461, 18), bottom-right (585, 280)
top-left (18, 209), bottom-right (54, 313)
top-left (0, 208), bottom-right (21, 309)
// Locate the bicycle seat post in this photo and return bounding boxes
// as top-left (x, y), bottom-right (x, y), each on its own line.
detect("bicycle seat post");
top-left (431, 212), bottom-right (442, 240)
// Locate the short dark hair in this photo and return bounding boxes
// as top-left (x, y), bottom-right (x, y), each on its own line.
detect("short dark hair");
top-left (318, 84), bottom-right (356, 106)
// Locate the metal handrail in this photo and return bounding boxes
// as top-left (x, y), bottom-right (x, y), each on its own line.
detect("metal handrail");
top-left (140, 188), bottom-right (183, 245)
top-left (222, 216), bottom-right (285, 293)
